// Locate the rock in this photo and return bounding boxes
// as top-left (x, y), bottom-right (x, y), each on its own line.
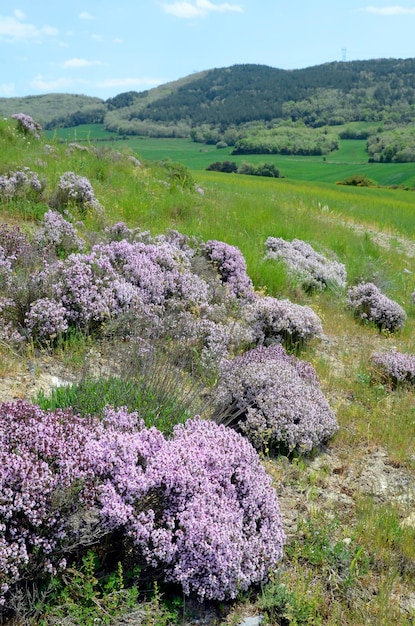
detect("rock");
top-left (238, 616), bottom-right (264, 626)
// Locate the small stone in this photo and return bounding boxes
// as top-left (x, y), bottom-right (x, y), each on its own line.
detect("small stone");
top-left (238, 616), bottom-right (264, 626)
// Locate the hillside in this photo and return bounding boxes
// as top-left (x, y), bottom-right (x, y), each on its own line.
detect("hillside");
top-left (0, 113), bottom-right (415, 625)
top-left (2, 58), bottom-right (415, 138)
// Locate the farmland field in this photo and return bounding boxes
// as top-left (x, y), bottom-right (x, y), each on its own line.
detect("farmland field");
top-left (45, 124), bottom-right (415, 188)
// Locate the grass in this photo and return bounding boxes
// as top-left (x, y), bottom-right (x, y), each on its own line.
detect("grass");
top-left (2, 116), bottom-right (415, 625)
top-left (45, 125), bottom-right (415, 187)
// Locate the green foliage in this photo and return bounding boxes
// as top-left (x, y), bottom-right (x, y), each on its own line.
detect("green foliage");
top-left (36, 551), bottom-right (140, 626)
top-left (259, 572), bottom-right (323, 625)
top-left (367, 126), bottom-right (415, 163)
top-left (232, 124), bottom-right (339, 156)
top-left (33, 369), bottom-right (196, 435)
top-left (206, 160), bottom-right (238, 173)
top-left (336, 174), bottom-right (375, 187)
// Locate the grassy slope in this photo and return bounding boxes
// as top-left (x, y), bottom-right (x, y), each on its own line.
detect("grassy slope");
top-left (1, 120), bottom-right (415, 625)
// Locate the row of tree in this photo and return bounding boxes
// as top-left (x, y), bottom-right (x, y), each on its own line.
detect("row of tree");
top-left (206, 160), bottom-right (281, 178)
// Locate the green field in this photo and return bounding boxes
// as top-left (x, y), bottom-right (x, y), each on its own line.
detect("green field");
top-left (45, 124), bottom-right (415, 188)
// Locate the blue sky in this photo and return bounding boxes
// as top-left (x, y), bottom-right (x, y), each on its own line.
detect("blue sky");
top-left (1, 1), bottom-right (415, 99)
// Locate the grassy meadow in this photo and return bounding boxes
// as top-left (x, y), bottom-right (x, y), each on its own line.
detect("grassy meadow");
top-left (45, 124), bottom-right (415, 188)
top-left (2, 119), bottom-right (415, 625)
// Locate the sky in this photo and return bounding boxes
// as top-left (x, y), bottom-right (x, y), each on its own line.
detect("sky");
top-left (1, 1), bottom-right (415, 100)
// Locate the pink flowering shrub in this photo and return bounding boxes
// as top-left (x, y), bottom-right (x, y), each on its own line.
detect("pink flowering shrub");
top-left (12, 113), bottom-right (42, 138)
top-left (216, 345), bottom-right (338, 454)
top-left (371, 350), bottom-right (415, 387)
top-left (35, 210), bottom-right (85, 256)
top-left (25, 298), bottom-right (69, 342)
top-left (244, 295), bottom-right (323, 349)
top-left (0, 402), bottom-right (285, 608)
top-left (0, 224), bottom-right (32, 262)
top-left (98, 416), bottom-right (285, 601)
top-left (346, 282), bottom-right (406, 332)
top-left (203, 240), bottom-right (255, 300)
top-left (0, 167), bottom-right (43, 202)
top-left (0, 401), bottom-right (101, 605)
top-left (265, 237), bottom-right (347, 293)
top-left (53, 171), bottom-right (102, 214)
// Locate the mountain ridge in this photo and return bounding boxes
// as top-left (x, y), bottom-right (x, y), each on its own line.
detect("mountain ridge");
top-left (1, 58), bottom-right (415, 135)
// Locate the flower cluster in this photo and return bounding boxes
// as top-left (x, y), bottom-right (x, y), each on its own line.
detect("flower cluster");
top-left (203, 239), bottom-right (255, 299)
top-left (0, 168), bottom-right (42, 202)
top-left (55, 171), bottom-right (102, 214)
top-left (371, 350), bottom-right (415, 387)
top-left (0, 401), bottom-right (101, 602)
top-left (346, 282), bottom-right (406, 332)
top-left (265, 237), bottom-right (347, 292)
top-left (244, 295), bottom-right (323, 348)
top-left (25, 298), bottom-right (69, 342)
top-left (0, 224), bottom-right (32, 262)
top-left (98, 415), bottom-right (285, 601)
top-left (12, 113), bottom-right (42, 138)
top-left (216, 344), bottom-right (338, 454)
top-left (35, 210), bottom-right (85, 256)
top-left (0, 402), bottom-right (285, 606)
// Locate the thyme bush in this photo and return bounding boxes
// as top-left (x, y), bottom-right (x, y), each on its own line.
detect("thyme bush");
top-left (371, 350), bottom-right (415, 387)
top-left (215, 344), bottom-right (338, 454)
top-left (265, 236), bottom-right (347, 293)
top-left (346, 282), bottom-right (406, 332)
top-left (0, 402), bottom-right (285, 611)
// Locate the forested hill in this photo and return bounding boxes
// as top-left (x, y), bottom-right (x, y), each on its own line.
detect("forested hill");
top-left (106, 58), bottom-right (415, 129)
top-left (2, 58), bottom-right (415, 137)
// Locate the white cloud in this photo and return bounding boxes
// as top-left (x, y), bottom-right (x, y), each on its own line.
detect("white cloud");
top-left (160, 0), bottom-right (243, 19)
top-left (91, 33), bottom-right (104, 41)
top-left (13, 9), bottom-right (25, 20)
top-left (96, 77), bottom-right (162, 88)
top-left (0, 82), bottom-right (15, 96)
top-left (364, 5), bottom-right (415, 15)
top-left (79, 11), bottom-right (94, 20)
top-left (113, 37), bottom-right (123, 44)
top-left (42, 25), bottom-right (59, 36)
top-left (30, 75), bottom-right (75, 91)
top-left (64, 57), bottom-right (102, 68)
top-left (29, 74), bottom-right (163, 93)
top-left (0, 14), bottom-right (58, 41)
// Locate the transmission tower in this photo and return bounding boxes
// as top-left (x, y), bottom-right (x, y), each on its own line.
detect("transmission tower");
top-left (342, 48), bottom-right (347, 62)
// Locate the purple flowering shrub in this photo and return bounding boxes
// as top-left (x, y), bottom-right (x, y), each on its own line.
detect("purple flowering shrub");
top-left (97, 416), bottom-right (285, 601)
top-left (203, 239), bottom-right (255, 300)
top-left (25, 298), bottom-right (69, 342)
top-left (244, 295), bottom-right (323, 349)
top-left (0, 224), bottom-right (32, 262)
top-left (35, 210), bottom-right (85, 256)
top-left (12, 113), bottom-right (42, 138)
top-left (168, 310), bottom-right (255, 379)
top-left (371, 350), bottom-right (415, 388)
top-left (346, 282), bottom-right (406, 332)
top-left (0, 167), bottom-right (43, 202)
top-left (53, 171), bottom-right (103, 215)
top-left (265, 237), bottom-right (347, 293)
top-left (0, 402), bottom-right (285, 607)
top-left (0, 401), bottom-right (101, 604)
top-left (215, 345), bottom-right (338, 454)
